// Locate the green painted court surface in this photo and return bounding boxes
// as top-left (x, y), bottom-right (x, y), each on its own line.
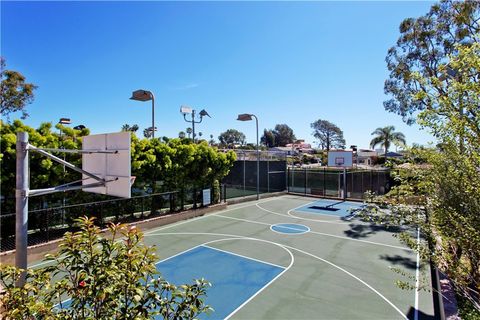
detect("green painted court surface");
top-left (32, 195), bottom-right (435, 319)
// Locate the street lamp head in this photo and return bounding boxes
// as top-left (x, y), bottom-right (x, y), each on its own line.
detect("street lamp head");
top-left (199, 109), bottom-right (211, 118)
top-left (130, 90), bottom-right (152, 102)
top-left (58, 118), bottom-right (71, 125)
top-left (73, 125), bottom-right (86, 130)
top-left (237, 113), bottom-right (253, 121)
top-left (180, 105), bottom-right (193, 115)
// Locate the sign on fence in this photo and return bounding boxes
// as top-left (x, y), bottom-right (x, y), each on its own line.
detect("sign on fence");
top-left (203, 189), bottom-right (211, 206)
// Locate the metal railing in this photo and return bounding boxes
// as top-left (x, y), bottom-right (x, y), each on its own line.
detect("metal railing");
top-left (0, 188), bottom-right (220, 252)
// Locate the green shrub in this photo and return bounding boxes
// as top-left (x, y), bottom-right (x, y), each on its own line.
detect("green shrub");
top-left (0, 216), bottom-right (211, 319)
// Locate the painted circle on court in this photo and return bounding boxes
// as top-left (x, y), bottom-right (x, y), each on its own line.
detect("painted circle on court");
top-left (270, 223), bottom-right (310, 235)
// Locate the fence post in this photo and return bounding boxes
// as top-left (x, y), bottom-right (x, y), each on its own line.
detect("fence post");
top-left (304, 168), bottom-right (307, 195)
top-left (46, 209), bottom-right (50, 242)
top-left (267, 153), bottom-right (270, 193)
top-left (323, 167), bottom-right (326, 196)
top-left (343, 168), bottom-right (347, 200)
top-left (291, 168), bottom-right (294, 193)
top-left (15, 131), bottom-right (29, 286)
top-left (193, 189), bottom-right (197, 209)
top-left (370, 170), bottom-right (374, 194)
top-left (287, 168), bottom-right (290, 193)
top-left (243, 151), bottom-right (246, 197)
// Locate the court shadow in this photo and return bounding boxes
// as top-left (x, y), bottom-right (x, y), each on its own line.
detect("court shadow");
top-left (379, 254), bottom-right (417, 270)
top-left (405, 307), bottom-right (435, 320)
top-left (343, 223), bottom-right (402, 239)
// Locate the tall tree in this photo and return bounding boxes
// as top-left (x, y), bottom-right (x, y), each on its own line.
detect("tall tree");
top-left (272, 124), bottom-right (295, 147)
top-left (260, 129), bottom-right (275, 148)
top-left (121, 124), bottom-right (139, 132)
top-left (384, 0), bottom-right (480, 125)
top-left (383, 5), bottom-right (480, 305)
top-left (310, 119), bottom-right (345, 150)
top-left (186, 127), bottom-right (192, 139)
top-left (0, 57), bottom-right (38, 120)
top-left (370, 126), bottom-right (406, 158)
top-left (218, 129), bottom-right (245, 147)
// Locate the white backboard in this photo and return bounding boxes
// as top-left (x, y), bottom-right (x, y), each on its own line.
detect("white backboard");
top-left (82, 132), bottom-right (131, 198)
top-left (327, 151), bottom-right (353, 167)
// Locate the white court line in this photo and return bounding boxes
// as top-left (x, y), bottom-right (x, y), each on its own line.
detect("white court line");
top-left (414, 227), bottom-right (421, 320)
top-left (154, 244), bottom-right (204, 265)
top-left (215, 213), bottom-right (411, 251)
top-left (282, 243), bottom-right (409, 320)
top-left (143, 197), bottom-right (277, 235)
top-left (206, 238), bottom-right (294, 320)
top-left (28, 199), bottom-right (275, 269)
top-left (148, 231), bottom-right (407, 319)
top-left (201, 244), bottom-right (286, 270)
top-left (257, 202), bottom-right (351, 225)
top-left (270, 224), bottom-right (310, 235)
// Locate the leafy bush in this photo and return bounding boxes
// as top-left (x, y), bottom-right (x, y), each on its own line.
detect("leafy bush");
top-left (0, 217), bottom-right (211, 319)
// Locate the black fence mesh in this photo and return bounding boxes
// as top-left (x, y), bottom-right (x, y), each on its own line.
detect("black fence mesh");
top-left (221, 150), bottom-right (287, 199)
top-left (0, 189), bottom-right (218, 252)
top-left (287, 168), bottom-right (391, 199)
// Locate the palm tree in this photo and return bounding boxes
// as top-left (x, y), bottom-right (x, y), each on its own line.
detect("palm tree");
top-left (209, 134), bottom-right (215, 146)
top-left (121, 124), bottom-right (139, 132)
top-left (370, 126), bottom-right (406, 159)
top-left (186, 127), bottom-right (192, 139)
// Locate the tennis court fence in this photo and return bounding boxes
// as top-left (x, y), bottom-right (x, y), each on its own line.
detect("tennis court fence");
top-left (287, 167), bottom-right (391, 200)
top-left (221, 150), bottom-right (287, 199)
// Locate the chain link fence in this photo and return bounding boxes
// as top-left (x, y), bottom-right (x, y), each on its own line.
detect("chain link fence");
top-left (221, 150), bottom-right (287, 199)
top-left (0, 187), bottom-right (223, 252)
top-left (287, 167), bottom-right (391, 199)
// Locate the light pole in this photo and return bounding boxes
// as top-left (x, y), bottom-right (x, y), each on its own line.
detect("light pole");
top-left (58, 118), bottom-right (71, 217)
top-left (180, 105), bottom-right (210, 143)
top-left (130, 90), bottom-right (155, 139)
top-left (58, 117), bottom-right (71, 171)
top-left (237, 113), bottom-right (259, 200)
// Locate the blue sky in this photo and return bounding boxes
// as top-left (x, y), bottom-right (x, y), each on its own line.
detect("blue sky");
top-left (2, 1), bottom-right (435, 149)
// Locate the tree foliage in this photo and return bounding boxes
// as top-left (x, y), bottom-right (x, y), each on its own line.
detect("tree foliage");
top-left (0, 216), bottom-right (211, 319)
top-left (0, 120), bottom-right (90, 212)
top-left (372, 7), bottom-right (480, 312)
top-left (384, 0), bottom-right (480, 124)
top-left (260, 129), bottom-right (275, 148)
top-left (218, 129), bottom-right (245, 147)
top-left (0, 57), bottom-right (38, 120)
top-left (131, 136), bottom-right (236, 196)
top-left (121, 124), bottom-right (139, 132)
top-left (369, 126), bottom-right (406, 157)
top-left (0, 121), bottom-right (236, 213)
top-left (272, 124), bottom-right (296, 147)
top-left (310, 119), bottom-right (345, 150)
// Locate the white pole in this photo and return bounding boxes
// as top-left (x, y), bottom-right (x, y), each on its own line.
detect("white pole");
top-left (254, 115), bottom-right (259, 200)
top-left (15, 132), bottom-right (29, 286)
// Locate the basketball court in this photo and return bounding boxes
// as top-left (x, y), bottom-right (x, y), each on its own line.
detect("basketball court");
top-left (30, 194), bottom-right (435, 320)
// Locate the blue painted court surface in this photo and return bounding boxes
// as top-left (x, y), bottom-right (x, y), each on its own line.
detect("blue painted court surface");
top-left (295, 199), bottom-right (365, 217)
top-left (156, 245), bottom-right (284, 319)
top-left (271, 223), bottom-right (310, 234)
